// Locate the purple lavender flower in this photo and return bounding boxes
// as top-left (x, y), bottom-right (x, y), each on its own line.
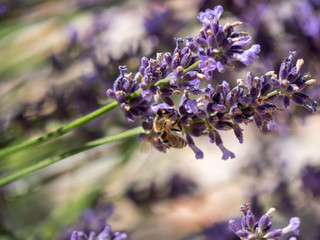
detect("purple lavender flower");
top-left (103, 4), bottom-right (318, 160)
top-left (126, 173), bottom-right (197, 206)
top-left (195, 5), bottom-right (260, 80)
top-left (229, 203), bottom-right (300, 240)
top-left (57, 204), bottom-right (114, 240)
top-left (70, 225), bottom-right (128, 240)
top-left (301, 165), bottom-right (320, 197)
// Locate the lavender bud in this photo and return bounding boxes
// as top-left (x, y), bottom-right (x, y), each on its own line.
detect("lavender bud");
top-left (250, 87), bottom-right (259, 99)
top-left (171, 53), bottom-right (181, 69)
top-left (235, 229), bottom-right (250, 238)
top-left (115, 91), bottom-right (126, 102)
top-left (292, 94), bottom-right (304, 106)
top-left (174, 37), bottom-right (184, 52)
top-left (221, 38), bottom-right (233, 49)
top-left (216, 27), bottom-right (226, 42)
top-left (70, 231), bottom-right (79, 240)
top-left (241, 216), bottom-right (247, 229)
top-left (129, 97), bottom-right (145, 107)
top-left (215, 121), bottom-right (233, 131)
top-left (106, 89), bottom-right (116, 99)
top-left (256, 105), bottom-right (266, 114)
top-left (195, 35), bottom-right (208, 48)
top-left (293, 92), bottom-right (308, 100)
top-left (170, 77), bottom-right (178, 86)
top-left (161, 96), bottom-right (175, 107)
top-left (287, 67), bottom-right (299, 82)
top-left (270, 78), bottom-right (281, 88)
top-left (141, 56), bottom-right (148, 68)
top-left (208, 115), bottom-right (218, 125)
top-left (174, 66), bottom-right (184, 78)
top-left (283, 95), bottom-right (291, 108)
top-left (246, 210), bottom-right (255, 230)
top-left (238, 95), bottom-right (251, 105)
top-left (195, 110), bottom-right (207, 119)
top-left (229, 220), bottom-right (241, 233)
top-left (233, 114), bottom-right (244, 124)
top-left (125, 111), bottom-right (134, 122)
top-left (185, 134), bottom-right (204, 159)
top-left (164, 52), bottom-right (172, 67)
top-left (286, 84), bottom-right (299, 93)
top-left (160, 87), bottom-right (173, 96)
top-left (261, 112), bottom-right (273, 122)
top-left (221, 81), bottom-right (230, 96)
top-left (183, 71), bottom-right (198, 81)
top-left (282, 217), bottom-right (300, 235)
top-left (89, 232), bottom-right (96, 239)
top-left (207, 35), bottom-right (217, 47)
top-left (185, 36), bottom-right (197, 53)
top-left (233, 123), bottom-right (243, 144)
top-left (212, 104), bottom-right (227, 113)
top-left (181, 52), bottom-right (192, 68)
top-left (149, 85), bottom-right (159, 94)
top-left (113, 233), bottom-right (128, 240)
top-left (258, 215), bottom-right (271, 232)
top-left (246, 72), bottom-right (253, 89)
top-left (254, 113), bottom-right (262, 130)
top-left (264, 229), bottom-right (282, 238)
top-left (260, 83), bottom-right (272, 95)
top-left (208, 130), bottom-right (215, 143)
top-left (214, 130), bottom-right (235, 160)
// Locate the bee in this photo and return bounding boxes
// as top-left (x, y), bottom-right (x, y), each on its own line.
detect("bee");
top-left (141, 108), bottom-right (187, 152)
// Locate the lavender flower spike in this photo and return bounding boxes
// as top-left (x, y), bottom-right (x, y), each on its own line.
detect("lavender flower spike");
top-left (229, 203), bottom-right (300, 240)
top-left (105, 4), bottom-right (317, 160)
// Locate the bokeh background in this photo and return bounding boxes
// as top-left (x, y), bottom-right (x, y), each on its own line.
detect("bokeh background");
top-left (0, 0), bottom-right (320, 239)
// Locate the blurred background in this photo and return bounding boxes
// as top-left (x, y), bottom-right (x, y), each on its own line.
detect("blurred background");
top-left (0, 0), bottom-right (320, 239)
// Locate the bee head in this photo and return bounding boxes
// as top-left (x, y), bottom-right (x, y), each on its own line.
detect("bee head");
top-left (157, 108), bottom-right (174, 118)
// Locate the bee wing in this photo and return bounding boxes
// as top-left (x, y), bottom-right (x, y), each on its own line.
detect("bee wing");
top-left (141, 130), bottom-right (159, 153)
top-left (164, 125), bottom-right (187, 149)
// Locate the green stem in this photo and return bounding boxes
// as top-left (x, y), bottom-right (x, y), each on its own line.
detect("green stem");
top-left (0, 59), bottom-right (201, 158)
top-left (0, 101), bottom-right (119, 158)
top-left (0, 126), bottom-right (144, 187)
top-left (266, 88), bottom-right (282, 98)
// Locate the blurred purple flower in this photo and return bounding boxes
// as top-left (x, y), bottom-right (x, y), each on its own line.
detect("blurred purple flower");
top-left (301, 165), bottom-right (320, 197)
top-left (126, 173), bottom-right (197, 206)
top-left (229, 203), bottom-right (300, 239)
top-left (70, 225), bottom-right (128, 240)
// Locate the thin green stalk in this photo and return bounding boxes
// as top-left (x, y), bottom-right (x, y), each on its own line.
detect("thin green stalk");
top-left (0, 126), bottom-right (144, 187)
top-left (0, 101), bottom-right (119, 158)
top-left (0, 59), bottom-right (201, 158)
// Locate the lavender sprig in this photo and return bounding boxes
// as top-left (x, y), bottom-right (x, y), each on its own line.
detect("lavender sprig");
top-left (105, 5), bottom-right (270, 159)
top-left (108, 41), bottom-right (317, 160)
top-left (229, 203), bottom-right (300, 240)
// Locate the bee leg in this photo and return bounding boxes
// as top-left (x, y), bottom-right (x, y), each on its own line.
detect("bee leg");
top-left (171, 117), bottom-right (183, 131)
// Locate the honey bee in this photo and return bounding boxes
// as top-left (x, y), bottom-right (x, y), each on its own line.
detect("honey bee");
top-left (141, 108), bottom-right (187, 152)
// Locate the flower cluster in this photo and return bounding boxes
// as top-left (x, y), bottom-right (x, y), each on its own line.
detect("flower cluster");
top-left (106, 5), bottom-right (318, 160)
top-left (196, 6), bottom-right (260, 77)
top-left (70, 225), bottom-right (128, 240)
top-left (58, 204), bottom-right (114, 240)
top-left (229, 203), bottom-right (300, 240)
